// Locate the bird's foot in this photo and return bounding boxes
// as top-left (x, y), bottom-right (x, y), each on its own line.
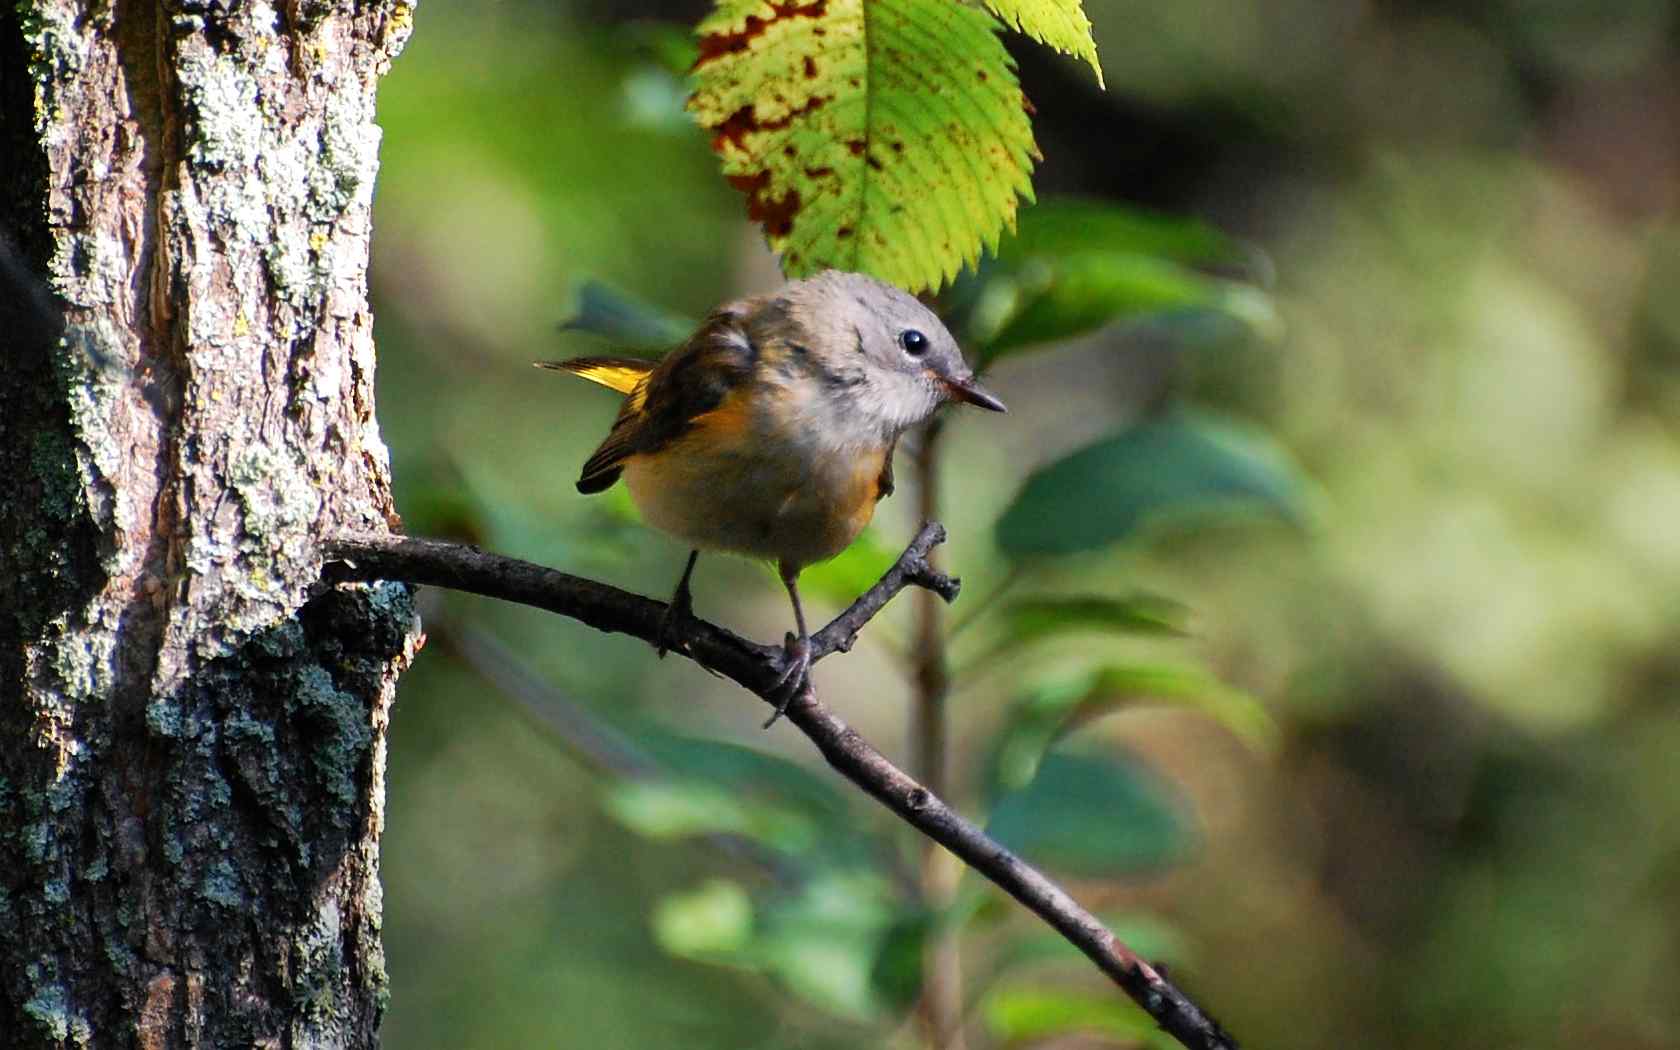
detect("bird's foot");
top-left (762, 632), bottom-right (812, 729)
top-left (655, 587), bottom-right (694, 659)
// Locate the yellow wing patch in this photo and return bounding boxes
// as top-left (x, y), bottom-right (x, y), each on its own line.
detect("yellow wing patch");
top-left (536, 357), bottom-right (655, 412)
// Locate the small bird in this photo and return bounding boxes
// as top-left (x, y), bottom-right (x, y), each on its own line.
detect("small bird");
top-left (539, 270), bottom-right (1005, 723)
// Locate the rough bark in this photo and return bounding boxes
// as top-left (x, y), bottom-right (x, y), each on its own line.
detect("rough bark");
top-left (0, 1), bottom-right (418, 1046)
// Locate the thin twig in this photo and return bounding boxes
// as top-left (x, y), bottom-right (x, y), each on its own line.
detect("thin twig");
top-left (910, 418), bottom-right (965, 1050)
top-left (322, 525), bottom-right (1239, 1050)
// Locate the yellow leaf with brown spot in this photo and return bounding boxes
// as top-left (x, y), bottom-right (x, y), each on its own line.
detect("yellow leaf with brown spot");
top-left (689, 0), bottom-right (1038, 294)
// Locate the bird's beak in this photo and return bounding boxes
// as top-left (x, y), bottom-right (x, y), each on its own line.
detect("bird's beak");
top-left (943, 374), bottom-right (1008, 413)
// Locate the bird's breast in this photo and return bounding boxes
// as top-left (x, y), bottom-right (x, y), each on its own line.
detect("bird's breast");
top-left (622, 386), bottom-right (890, 569)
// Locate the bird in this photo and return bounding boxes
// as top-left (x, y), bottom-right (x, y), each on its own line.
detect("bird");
top-left (538, 269), bottom-right (1006, 724)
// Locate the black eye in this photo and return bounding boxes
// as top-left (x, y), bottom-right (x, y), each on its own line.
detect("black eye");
top-left (899, 329), bottom-right (929, 356)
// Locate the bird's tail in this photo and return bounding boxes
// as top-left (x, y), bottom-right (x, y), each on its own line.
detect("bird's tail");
top-left (534, 356), bottom-right (654, 397)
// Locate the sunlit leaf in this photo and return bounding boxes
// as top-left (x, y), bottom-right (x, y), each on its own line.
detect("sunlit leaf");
top-left (995, 408), bottom-right (1309, 558)
top-left (653, 879), bottom-right (755, 957)
top-left (985, 749), bottom-right (1190, 876)
top-left (982, 986), bottom-right (1172, 1046)
top-left (981, 0), bottom-right (1103, 84)
top-left (689, 0), bottom-right (1037, 293)
top-left (558, 279), bottom-right (694, 350)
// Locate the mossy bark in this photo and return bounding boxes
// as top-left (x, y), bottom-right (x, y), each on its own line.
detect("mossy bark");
top-left (0, 1), bottom-right (419, 1046)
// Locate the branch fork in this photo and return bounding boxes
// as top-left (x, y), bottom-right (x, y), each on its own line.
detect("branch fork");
top-left (322, 523), bottom-right (1238, 1050)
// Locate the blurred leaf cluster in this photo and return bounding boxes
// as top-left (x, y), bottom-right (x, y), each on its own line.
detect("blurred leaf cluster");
top-left (371, 1), bottom-right (1680, 1048)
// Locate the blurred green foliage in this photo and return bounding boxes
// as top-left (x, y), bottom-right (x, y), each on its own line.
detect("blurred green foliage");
top-left (371, 1), bottom-right (1680, 1048)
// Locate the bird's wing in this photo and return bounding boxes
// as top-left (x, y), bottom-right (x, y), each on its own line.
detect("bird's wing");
top-left (571, 305), bottom-right (759, 494)
top-left (536, 356), bottom-right (656, 411)
top-left (875, 435), bottom-right (897, 502)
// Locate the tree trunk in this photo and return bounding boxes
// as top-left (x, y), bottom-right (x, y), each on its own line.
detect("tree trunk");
top-left (0, 1), bottom-right (418, 1046)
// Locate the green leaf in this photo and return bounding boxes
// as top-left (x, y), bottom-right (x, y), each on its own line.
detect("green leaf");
top-left (868, 912), bottom-right (932, 1014)
top-left (558, 280), bottom-right (695, 350)
top-left (1087, 665), bottom-right (1278, 752)
top-left (995, 408), bottom-right (1309, 558)
top-left (798, 527), bottom-right (900, 606)
top-left (631, 728), bottom-right (850, 823)
top-left (996, 197), bottom-right (1259, 270)
top-left (985, 749), bottom-right (1190, 876)
top-left (982, 252), bottom-right (1279, 361)
top-left (602, 779), bottom-right (819, 854)
top-left (982, 986), bottom-right (1171, 1046)
top-left (653, 871), bottom-right (923, 1022)
top-left (980, 0), bottom-right (1103, 85)
top-left (688, 0), bottom-right (1037, 293)
top-left (604, 729), bottom-right (859, 856)
top-left (998, 593), bottom-right (1191, 647)
top-left (653, 879), bottom-right (755, 958)
top-left (940, 198), bottom-right (1277, 360)
top-left (986, 666), bottom-right (1277, 797)
top-left (753, 871), bottom-right (907, 1020)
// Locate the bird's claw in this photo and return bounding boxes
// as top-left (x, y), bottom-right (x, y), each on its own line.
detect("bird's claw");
top-left (655, 589), bottom-right (693, 659)
top-left (762, 632), bottom-right (812, 729)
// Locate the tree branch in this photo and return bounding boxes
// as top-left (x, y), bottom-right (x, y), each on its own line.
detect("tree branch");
top-left (321, 525), bottom-right (1238, 1050)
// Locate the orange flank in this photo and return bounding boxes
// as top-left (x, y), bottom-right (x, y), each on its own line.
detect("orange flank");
top-left (685, 388), bottom-right (754, 441)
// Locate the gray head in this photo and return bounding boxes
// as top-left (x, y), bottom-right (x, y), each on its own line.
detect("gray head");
top-left (769, 270), bottom-right (1005, 436)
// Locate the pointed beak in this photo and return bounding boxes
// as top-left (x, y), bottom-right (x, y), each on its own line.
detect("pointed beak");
top-left (943, 374), bottom-right (1008, 413)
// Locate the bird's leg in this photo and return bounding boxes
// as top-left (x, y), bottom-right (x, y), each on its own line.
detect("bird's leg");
top-left (656, 550), bottom-right (700, 659)
top-left (764, 563), bottom-right (812, 728)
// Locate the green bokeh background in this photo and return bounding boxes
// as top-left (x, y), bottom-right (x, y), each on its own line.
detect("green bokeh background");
top-left (369, 2), bottom-right (1680, 1047)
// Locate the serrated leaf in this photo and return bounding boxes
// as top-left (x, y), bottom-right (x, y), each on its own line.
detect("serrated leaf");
top-left (985, 749), bottom-right (1190, 876)
top-left (980, 0), bottom-right (1103, 85)
top-left (558, 280), bottom-right (695, 350)
top-left (689, 0), bottom-right (1037, 293)
top-left (995, 408), bottom-right (1309, 558)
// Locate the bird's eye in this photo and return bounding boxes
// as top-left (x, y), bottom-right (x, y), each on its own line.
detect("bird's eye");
top-left (899, 329), bottom-right (929, 356)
